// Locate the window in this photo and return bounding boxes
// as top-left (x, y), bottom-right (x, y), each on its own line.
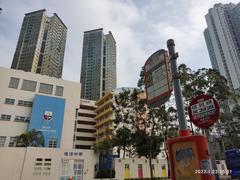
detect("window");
top-left (21, 79), bottom-right (37, 92)
top-left (55, 86), bottom-right (64, 96)
top-left (18, 100), bottom-right (33, 107)
top-left (14, 116), bottom-right (30, 122)
top-left (33, 158), bottom-right (52, 176)
top-left (8, 137), bottom-right (17, 147)
top-left (9, 77), bottom-right (20, 89)
top-left (0, 136), bottom-right (6, 147)
top-left (61, 159), bottom-right (84, 180)
top-left (39, 83), bottom-right (53, 94)
top-left (4, 98), bottom-right (15, 105)
top-left (1, 114), bottom-right (11, 121)
top-left (48, 139), bottom-right (57, 148)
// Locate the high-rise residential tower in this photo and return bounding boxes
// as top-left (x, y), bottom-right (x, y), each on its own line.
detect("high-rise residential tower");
top-left (11, 9), bottom-right (67, 78)
top-left (204, 3), bottom-right (240, 91)
top-left (80, 28), bottom-right (116, 101)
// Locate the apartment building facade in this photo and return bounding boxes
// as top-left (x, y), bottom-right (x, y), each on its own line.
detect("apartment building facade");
top-left (11, 9), bottom-right (67, 78)
top-left (80, 28), bottom-right (116, 100)
top-left (204, 3), bottom-right (240, 91)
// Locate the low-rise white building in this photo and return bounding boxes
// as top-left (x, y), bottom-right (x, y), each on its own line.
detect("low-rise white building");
top-left (0, 147), bottom-right (97, 180)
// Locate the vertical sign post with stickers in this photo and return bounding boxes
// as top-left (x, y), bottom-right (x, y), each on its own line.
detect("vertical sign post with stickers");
top-left (166, 39), bottom-right (218, 180)
top-left (143, 40), bottom-right (218, 180)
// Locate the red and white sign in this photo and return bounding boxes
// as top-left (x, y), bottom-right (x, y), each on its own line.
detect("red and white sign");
top-left (188, 95), bottom-right (220, 129)
top-left (144, 49), bottom-right (172, 107)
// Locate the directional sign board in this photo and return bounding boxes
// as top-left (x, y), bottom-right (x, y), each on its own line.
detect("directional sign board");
top-left (188, 95), bottom-right (220, 129)
top-left (144, 49), bottom-right (173, 107)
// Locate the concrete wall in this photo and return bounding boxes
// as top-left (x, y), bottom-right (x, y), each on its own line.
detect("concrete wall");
top-left (0, 147), bottom-right (97, 180)
top-left (0, 148), bottom-right (26, 180)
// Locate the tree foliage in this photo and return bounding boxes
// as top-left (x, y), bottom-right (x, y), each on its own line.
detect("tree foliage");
top-left (178, 64), bottom-right (235, 102)
top-left (93, 140), bottom-right (112, 155)
top-left (232, 104), bottom-right (240, 119)
top-left (112, 126), bottom-right (133, 158)
top-left (16, 129), bottom-right (44, 147)
top-left (133, 130), bottom-right (163, 158)
top-left (137, 66), bottom-right (145, 89)
top-left (178, 64), bottom-right (240, 159)
top-left (113, 87), bottom-right (175, 178)
top-left (178, 64), bottom-right (239, 125)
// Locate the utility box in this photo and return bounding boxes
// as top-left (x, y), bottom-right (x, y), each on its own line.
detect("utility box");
top-left (167, 135), bottom-right (214, 180)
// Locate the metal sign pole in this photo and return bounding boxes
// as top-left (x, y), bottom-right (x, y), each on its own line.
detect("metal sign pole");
top-left (206, 130), bottom-right (220, 180)
top-left (167, 39), bottom-right (189, 135)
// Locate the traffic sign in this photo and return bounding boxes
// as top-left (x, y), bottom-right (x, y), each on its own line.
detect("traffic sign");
top-left (188, 95), bottom-right (220, 129)
top-left (144, 49), bottom-right (173, 107)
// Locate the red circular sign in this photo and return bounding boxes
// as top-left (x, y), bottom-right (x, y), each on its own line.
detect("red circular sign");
top-left (188, 95), bottom-right (220, 129)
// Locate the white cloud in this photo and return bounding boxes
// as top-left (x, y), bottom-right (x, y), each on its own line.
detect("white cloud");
top-left (0, 0), bottom-right (239, 87)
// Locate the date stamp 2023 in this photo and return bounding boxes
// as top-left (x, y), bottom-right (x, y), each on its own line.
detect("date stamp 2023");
top-left (195, 169), bottom-right (231, 174)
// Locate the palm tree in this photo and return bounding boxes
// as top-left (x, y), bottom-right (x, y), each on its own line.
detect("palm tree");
top-left (16, 129), bottom-right (45, 147)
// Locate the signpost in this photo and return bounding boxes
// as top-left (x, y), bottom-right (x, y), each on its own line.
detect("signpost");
top-left (188, 95), bottom-right (220, 180)
top-left (188, 95), bottom-right (220, 129)
top-left (165, 40), bottom-right (213, 180)
top-left (144, 49), bottom-right (172, 107)
top-left (143, 40), bottom-right (219, 180)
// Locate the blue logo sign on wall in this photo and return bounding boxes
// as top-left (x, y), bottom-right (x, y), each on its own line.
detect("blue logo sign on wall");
top-left (43, 111), bottom-right (52, 121)
top-left (29, 94), bottom-right (65, 148)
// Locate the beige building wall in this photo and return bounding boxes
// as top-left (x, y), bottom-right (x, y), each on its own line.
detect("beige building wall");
top-left (0, 67), bottom-right (80, 148)
top-left (0, 147), bottom-right (97, 180)
top-left (0, 148), bottom-right (167, 180)
top-left (0, 148), bottom-right (26, 180)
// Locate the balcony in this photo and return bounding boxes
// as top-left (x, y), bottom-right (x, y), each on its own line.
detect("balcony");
top-left (94, 108), bottom-right (113, 120)
top-left (94, 116), bottom-right (113, 128)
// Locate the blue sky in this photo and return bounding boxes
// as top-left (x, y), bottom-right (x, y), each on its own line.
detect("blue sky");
top-left (0, 0), bottom-right (239, 87)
